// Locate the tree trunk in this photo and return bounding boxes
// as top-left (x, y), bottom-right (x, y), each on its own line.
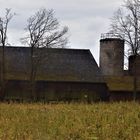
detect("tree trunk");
top-left (133, 57), bottom-right (137, 101)
top-left (30, 46), bottom-right (34, 100)
top-left (0, 46), bottom-right (5, 100)
top-left (30, 47), bottom-right (38, 101)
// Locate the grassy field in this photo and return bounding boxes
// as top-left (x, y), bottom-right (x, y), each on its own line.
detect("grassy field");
top-left (0, 102), bottom-right (139, 140)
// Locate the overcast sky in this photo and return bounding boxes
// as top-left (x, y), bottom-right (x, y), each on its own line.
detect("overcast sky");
top-left (0, 0), bottom-right (123, 63)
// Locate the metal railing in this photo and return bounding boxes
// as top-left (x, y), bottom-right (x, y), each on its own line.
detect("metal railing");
top-left (101, 33), bottom-right (123, 40)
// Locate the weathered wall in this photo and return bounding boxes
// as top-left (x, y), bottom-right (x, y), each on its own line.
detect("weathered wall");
top-left (100, 38), bottom-right (124, 76)
top-left (4, 80), bottom-right (109, 102)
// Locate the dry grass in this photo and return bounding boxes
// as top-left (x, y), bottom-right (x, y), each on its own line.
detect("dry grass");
top-left (0, 102), bottom-right (139, 139)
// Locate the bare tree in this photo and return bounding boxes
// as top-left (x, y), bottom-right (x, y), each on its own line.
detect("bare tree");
top-left (0, 9), bottom-right (15, 99)
top-left (110, 0), bottom-right (140, 100)
top-left (110, 0), bottom-right (140, 55)
top-left (21, 8), bottom-right (68, 100)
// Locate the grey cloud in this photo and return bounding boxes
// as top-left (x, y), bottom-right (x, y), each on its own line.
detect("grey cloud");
top-left (0, 0), bottom-right (123, 63)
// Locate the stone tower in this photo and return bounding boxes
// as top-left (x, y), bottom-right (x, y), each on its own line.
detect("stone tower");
top-left (99, 34), bottom-right (124, 76)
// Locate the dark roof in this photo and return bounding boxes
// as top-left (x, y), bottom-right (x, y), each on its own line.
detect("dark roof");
top-left (1, 47), bottom-right (104, 83)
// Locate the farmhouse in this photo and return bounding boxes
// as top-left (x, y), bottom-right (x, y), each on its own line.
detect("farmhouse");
top-left (0, 34), bottom-right (139, 101)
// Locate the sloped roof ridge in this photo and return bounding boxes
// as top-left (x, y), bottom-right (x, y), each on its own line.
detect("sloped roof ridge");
top-left (2, 46), bottom-right (90, 51)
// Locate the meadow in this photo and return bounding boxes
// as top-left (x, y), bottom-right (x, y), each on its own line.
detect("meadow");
top-left (0, 102), bottom-right (139, 140)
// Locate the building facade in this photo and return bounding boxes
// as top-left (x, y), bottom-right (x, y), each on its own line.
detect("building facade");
top-left (0, 47), bottom-right (109, 102)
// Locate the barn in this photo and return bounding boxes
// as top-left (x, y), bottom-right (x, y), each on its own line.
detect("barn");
top-left (0, 47), bottom-right (109, 102)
